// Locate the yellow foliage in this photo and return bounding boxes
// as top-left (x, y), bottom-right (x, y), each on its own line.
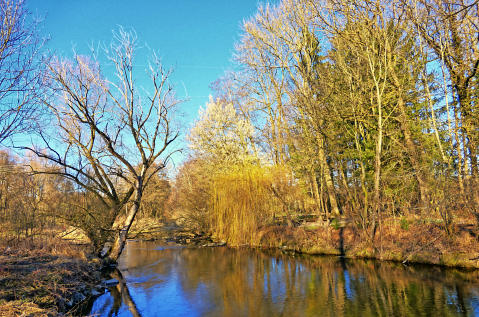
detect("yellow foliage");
top-left (211, 164), bottom-right (290, 246)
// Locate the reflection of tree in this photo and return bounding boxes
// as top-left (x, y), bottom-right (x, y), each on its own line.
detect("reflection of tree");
top-left (170, 248), bottom-right (479, 316)
top-left (89, 268), bottom-right (142, 317)
top-left (94, 242), bottom-right (479, 316)
top-left (110, 270), bottom-right (142, 317)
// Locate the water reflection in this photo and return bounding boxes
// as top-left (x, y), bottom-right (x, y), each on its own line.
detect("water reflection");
top-left (86, 241), bottom-right (479, 316)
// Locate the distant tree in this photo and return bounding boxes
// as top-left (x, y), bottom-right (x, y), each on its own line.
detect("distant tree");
top-left (172, 157), bottom-right (213, 233)
top-left (24, 28), bottom-right (181, 262)
top-left (0, 150), bottom-right (64, 244)
top-left (0, 0), bottom-right (45, 144)
top-left (189, 96), bottom-right (256, 166)
top-left (235, 5), bottom-right (291, 165)
top-left (139, 168), bottom-right (171, 220)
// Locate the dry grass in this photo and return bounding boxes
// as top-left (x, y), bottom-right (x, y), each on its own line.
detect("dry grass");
top-left (128, 217), bottom-right (166, 240)
top-left (0, 300), bottom-right (56, 317)
top-left (3, 238), bottom-right (89, 260)
top-left (256, 217), bottom-right (479, 268)
top-left (0, 237), bottom-right (100, 316)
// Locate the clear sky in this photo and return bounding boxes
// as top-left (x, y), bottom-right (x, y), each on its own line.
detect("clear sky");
top-left (26, 0), bottom-right (264, 165)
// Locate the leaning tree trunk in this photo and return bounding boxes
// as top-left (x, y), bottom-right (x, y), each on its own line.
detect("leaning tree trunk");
top-left (107, 188), bottom-right (143, 262)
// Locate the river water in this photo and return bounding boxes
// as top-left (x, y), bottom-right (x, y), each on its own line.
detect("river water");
top-left (85, 240), bottom-right (479, 316)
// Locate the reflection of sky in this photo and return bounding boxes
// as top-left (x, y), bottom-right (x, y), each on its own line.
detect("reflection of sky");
top-left (89, 292), bottom-right (128, 316)
top-left (343, 270), bottom-right (354, 299)
top-left (87, 242), bottom-right (479, 317)
top-left (471, 297), bottom-right (479, 316)
top-left (128, 271), bottom-right (198, 317)
top-left (264, 258), bottom-right (287, 306)
top-left (90, 268), bottom-right (200, 316)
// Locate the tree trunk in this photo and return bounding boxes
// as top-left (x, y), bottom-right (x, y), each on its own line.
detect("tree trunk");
top-left (397, 94), bottom-right (429, 208)
top-left (107, 188), bottom-right (143, 262)
top-left (309, 169), bottom-right (322, 217)
top-left (389, 60), bottom-right (429, 209)
top-left (317, 135), bottom-right (340, 217)
top-left (338, 161), bottom-right (355, 213)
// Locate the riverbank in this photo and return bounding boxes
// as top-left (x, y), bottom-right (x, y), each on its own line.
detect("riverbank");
top-left (2, 219), bottom-right (475, 316)
top-left (252, 218), bottom-right (479, 269)
top-left (152, 216), bottom-right (479, 269)
top-left (0, 240), bottom-right (104, 316)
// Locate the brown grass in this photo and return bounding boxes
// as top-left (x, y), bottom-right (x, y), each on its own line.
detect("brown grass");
top-left (0, 237), bottom-right (100, 316)
top-left (0, 300), bottom-right (56, 317)
top-left (256, 217), bottom-right (479, 268)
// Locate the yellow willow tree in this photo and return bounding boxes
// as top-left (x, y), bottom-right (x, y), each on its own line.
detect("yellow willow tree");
top-left (187, 96), bottom-right (288, 244)
top-left (24, 28), bottom-right (181, 262)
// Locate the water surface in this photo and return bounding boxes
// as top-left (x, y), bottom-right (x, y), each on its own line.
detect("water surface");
top-left (86, 240), bottom-right (479, 316)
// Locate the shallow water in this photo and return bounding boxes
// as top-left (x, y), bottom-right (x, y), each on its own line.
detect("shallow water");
top-left (85, 240), bottom-right (479, 316)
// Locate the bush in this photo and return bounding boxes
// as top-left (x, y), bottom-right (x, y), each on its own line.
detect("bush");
top-left (400, 217), bottom-right (409, 231)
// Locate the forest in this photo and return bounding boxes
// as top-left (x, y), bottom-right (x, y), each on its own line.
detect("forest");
top-left (0, 1), bottom-right (479, 313)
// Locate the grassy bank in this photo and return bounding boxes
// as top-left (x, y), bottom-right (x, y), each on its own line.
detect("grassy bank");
top-left (255, 218), bottom-right (479, 269)
top-left (0, 239), bottom-right (102, 316)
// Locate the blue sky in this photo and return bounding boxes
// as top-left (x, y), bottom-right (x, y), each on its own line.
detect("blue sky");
top-left (26, 0), bottom-right (265, 165)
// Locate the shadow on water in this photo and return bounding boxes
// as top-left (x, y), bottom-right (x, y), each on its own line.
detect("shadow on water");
top-left (83, 241), bottom-right (479, 317)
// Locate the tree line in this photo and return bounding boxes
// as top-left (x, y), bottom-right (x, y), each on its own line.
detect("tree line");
top-left (180, 0), bottom-right (479, 245)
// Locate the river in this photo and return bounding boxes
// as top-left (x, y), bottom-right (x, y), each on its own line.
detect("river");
top-left (83, 240), bottom-right (479, 316)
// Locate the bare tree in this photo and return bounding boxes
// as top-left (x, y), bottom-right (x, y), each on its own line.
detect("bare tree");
top-left (24, 28), bottom-right (181, 262)
top-left (404, 0), bottom-right (479, 200)
top-left (0, 0), bottom-right (44, 144)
